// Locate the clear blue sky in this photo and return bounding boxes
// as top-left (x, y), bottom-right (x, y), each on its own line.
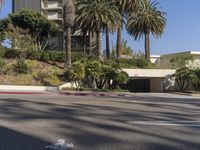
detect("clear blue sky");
top-left (1, 0), bottom-right (200, 55)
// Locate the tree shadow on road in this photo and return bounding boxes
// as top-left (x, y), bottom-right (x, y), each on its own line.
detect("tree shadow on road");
top-left (0, 97), bottom-right (200, 150)
top-left (0, 126), bottom-right (51, 150)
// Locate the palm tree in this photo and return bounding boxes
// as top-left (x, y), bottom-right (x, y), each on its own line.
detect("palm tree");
top-left (75, 0), bottom-right (120, 58)
top-left (127, 0), bottom-right (166, 61)
top-left (104, 21), bottom-right (117, 59)
top-left (63, 0), bottom-right (75, 67)
top-left (115, 0), bottom-right (141, 59)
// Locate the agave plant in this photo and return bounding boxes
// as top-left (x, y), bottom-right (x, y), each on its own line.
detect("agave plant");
top-left (63, 0), bottom-right (75, 67)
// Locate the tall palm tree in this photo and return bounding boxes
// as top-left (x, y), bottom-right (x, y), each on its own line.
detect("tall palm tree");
top-left (104, 21), bottom-right (117, 59)
top-left (127, 0), bottom-right (166, 61)
top-left (63, 0), bottom-right (75, 67)
top-left (75, 0), bottom-right (120, 58)
top-left (115, 0), bottom-right (141, 59)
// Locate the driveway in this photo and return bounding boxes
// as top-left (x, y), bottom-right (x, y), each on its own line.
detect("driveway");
top-left (0, 93), bottom-right (199, 150)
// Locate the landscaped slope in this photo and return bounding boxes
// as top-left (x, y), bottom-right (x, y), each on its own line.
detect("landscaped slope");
top-left (0, 59), bottom-right (65, 86)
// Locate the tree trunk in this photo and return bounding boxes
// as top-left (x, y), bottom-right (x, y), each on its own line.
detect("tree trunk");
top-left (96, 31), bottom-right (101, 58)
top-left (105, 27), bottom-right (110, 59)
top-left (83, 31), bottom-right (87, 54)
top-left (88, 31), bottom-right (91, 55)
top-left (145, 33), bottom-right (150, 61)
top-left (116, 21), bottom-right (122, 59)
top-left (66, 27), bottom-right (72, 67)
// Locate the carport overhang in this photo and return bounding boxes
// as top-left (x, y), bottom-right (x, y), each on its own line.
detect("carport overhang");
top-left (123, 69), bottom-right (176, 92)
top-left (123, 69), bottom-right (175, 79)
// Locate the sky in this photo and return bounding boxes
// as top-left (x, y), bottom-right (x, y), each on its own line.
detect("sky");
top-left (1, 0), bottom-right (200, 55)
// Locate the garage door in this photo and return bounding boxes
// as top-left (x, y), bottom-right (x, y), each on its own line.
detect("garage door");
top-left (121, 79), bottom-right (150, 92)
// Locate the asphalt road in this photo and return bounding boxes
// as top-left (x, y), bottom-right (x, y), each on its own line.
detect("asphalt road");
top-left (0, 93), bottom-right (200, 150)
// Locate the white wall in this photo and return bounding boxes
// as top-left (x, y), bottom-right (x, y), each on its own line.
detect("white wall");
top-left (47, 11), bottom-right (59, 20)
top-left (0, 85), bottom-right (58, 92)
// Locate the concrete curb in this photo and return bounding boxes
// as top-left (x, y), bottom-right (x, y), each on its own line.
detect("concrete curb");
top-left (60, 91), bottom-right (200, 98)
top-left (59, 91), bottom-right (128, 97)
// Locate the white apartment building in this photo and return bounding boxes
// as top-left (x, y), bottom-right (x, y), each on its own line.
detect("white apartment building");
top-left (13, 0), bottom-right (98, 51)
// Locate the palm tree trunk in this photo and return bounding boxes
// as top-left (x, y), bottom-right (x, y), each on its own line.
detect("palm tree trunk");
top-left (88, 31), bottom-right (91, 54)
top-left (105, 27), bottom-right (110, 59)
top-left (66, 27), bottom-right (72, 66)
top-left (145, 33), bottom-right (150, 61)
top-left (116, 21), bottom-right (122, 59)
top-left (96, 31), bottom-right (101, 58)
top-left (83, 31), bottom-right (87, 54)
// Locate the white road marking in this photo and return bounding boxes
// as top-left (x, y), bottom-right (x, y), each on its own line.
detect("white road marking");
top-left (127, 120), bottom-right (200, 127)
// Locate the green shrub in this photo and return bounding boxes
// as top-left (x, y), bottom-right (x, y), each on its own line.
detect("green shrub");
top-left (14, 59), bottom-right (29, 74)
top-left (190, 69), bottom-right (200, 90)
top-left (48, 51), bottom-right (66, 62)
top-left (0, 46), bottom-right (7, 58)
top-left (117, 58), bottom-right (137, 68)
top-left (0, 59), bottom-right (5, 73)
top-left (40, 51), bottom-right (50, 62)
top-left (28, 50), bottom-right (41, 60)
top-left (4, 49), bottom-right (20, 59)
top-left (136, 57), bottom-right (149, 68)
top-left (35, 71), bottom-right (49, 82)
top-left (72, 52), bottom-right (88, 62)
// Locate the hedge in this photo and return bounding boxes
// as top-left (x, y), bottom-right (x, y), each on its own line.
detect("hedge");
top-left (0, 47), bottom-right (87, 63)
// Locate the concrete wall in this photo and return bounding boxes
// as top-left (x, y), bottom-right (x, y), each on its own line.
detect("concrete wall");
top-left (13, 0), bottom-right (41, 12)
top-left (150, 78), bottom-right (163, 92)
top-left (0, 85), bottom-right (58, 92)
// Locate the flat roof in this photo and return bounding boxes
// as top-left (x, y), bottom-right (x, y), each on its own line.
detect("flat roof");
top-left (123, 69), bottom-right (176, 78)
top-left (161, 51), bottom-right (200, 57)
top-left (151, 51), bottom-right (200, 57)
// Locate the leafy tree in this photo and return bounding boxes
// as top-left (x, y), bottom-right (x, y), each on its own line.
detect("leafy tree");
top-left (85, 59), bottom-right (129, 89)
top-left (6, 25), bottom-right (36, 59)
top-left (112, 71), bottom-right (129, 88)
top-left (173, 67), bottom-right (191, 91)
top-left (75, 0), bottom-right (120, 57)
top-left (0, 18), bottom-right (10, 45)
top-left (135, 53), bottom-right (149, 68)
top-left (170, 54), bottom-right (193, 69)
top-left (63, 0), bottom-right (75, 66)
top-left (190, 69), bottom-right (200, 91)
top-left (66, 61), bottom-right (85, 91)
top-left (9, 9), bottom-right (58, 50)
top-left (85, 59), bottom-right (102, 88)
top-left (127, 0), bottom-right (167, 61)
